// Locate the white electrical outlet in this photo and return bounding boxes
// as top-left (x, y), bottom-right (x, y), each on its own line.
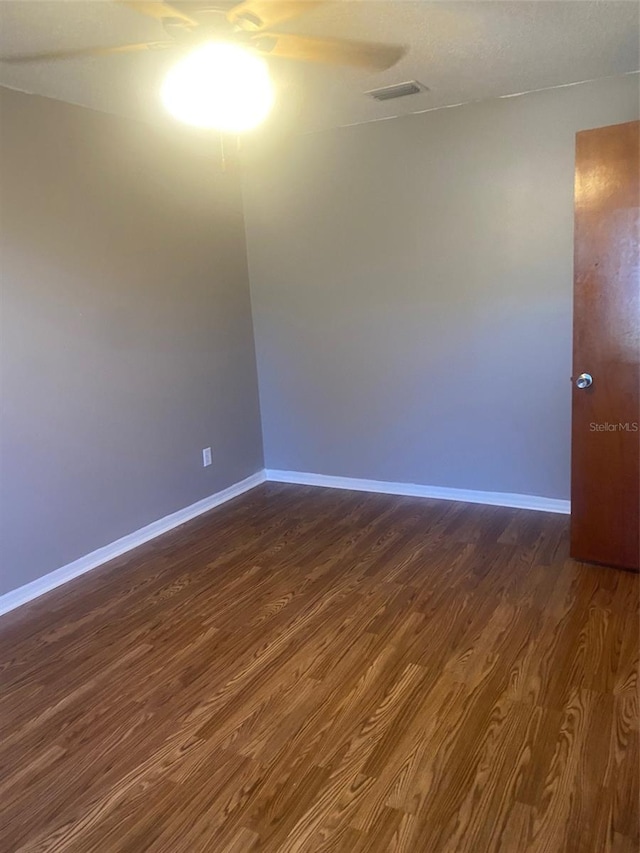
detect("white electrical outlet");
top-left (202, 447), bottom-right (212, 467)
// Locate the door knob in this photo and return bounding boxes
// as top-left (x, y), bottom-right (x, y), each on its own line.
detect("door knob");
top-left (575, 373), bottom-right (593, 389)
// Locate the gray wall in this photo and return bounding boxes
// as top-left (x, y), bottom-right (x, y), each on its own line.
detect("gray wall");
top-left (243, 73), bottom-right (640, 500)
top-left (0, 87), bottom-right (263, 595)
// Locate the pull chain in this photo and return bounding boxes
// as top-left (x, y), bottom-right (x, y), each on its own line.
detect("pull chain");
top-left (219, 134), bottom-right (240, 173)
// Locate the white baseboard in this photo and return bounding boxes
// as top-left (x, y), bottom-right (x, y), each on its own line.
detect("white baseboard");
top-left (1, 467), bottom-right (570, 619)
top-left (265, 469), bottom-right (571, 515)
top-left (0, 471), bottom-right (266, 618)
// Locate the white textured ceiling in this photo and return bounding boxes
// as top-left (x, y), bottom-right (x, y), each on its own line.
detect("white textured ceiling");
top-left (0, 1), bottom-right (638, 133)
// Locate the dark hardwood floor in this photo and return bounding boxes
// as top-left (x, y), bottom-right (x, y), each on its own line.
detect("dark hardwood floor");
top-left (1, 483), bottom-right (638, 852)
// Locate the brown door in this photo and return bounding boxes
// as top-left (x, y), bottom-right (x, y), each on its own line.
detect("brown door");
top-left (571, 120), bottom-right (640, 571)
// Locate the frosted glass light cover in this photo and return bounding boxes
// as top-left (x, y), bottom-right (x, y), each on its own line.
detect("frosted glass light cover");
top-left (162, 43), bottom-right (274, 132)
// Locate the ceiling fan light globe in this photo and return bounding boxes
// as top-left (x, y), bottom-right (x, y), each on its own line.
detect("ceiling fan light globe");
top-left (161, 42), bottom-right (274, 132)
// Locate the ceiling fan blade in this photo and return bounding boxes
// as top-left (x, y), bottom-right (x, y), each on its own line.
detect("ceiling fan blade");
top-left (253, 33), bottom-right (406, 70)
top-left (0, 42), bottom-right (175, 63)
top-left (120, 1), bottom-right (198, 27)
top-left (228, 1), bottom-right (322, 32)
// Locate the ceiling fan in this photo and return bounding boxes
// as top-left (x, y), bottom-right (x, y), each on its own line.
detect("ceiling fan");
top-left (2, 1), bottom-right (406, 73)
top-left (3, 1), bottom-right (406, 152)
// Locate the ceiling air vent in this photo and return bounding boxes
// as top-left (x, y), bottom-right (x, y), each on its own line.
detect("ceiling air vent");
top-left (366, 81), bottom-right (427, 102)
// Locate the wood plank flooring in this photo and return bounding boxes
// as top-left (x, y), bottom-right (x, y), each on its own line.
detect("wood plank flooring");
top-left (0, 483), bottom-right (638, 852)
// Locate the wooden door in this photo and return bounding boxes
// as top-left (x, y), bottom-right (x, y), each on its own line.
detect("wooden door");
top-left (571, 120), bottom-right (639, 571)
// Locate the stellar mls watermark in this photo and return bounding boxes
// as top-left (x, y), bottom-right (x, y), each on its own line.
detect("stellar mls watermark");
top-left (590, 422), bottom-right (639, 432)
